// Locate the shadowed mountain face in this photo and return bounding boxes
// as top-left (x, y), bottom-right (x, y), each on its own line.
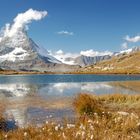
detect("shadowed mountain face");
top-left (74, 55), bottom-right (111, 67)
top-left (0, 29), bottom-right (80, 72)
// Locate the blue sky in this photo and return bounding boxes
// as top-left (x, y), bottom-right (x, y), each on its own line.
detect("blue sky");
top-left (0, 0), bottom-right (140, 53)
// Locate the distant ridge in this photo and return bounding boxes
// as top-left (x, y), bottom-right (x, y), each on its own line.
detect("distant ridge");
top-left (78, 48), bottom-right (140, 74)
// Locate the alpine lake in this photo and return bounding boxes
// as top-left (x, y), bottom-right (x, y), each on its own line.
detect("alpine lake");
top-left (0, 74), bottom-right (140, 127)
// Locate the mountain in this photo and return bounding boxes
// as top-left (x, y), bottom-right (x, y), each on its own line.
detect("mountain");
top-left (74, 55), bottom-right (111, 67)
top-left (1, 25), bottom-right (140, 73)
top-left (52, 46), bottom-right (140, 67)
top-left (52, 47), bottom-right (140, 67)
top-left (0, 29), bottom-right (79, 72)
top-left (113, 46), bottom-right (140, 57)
top-left (78, 48), bottom-right (140, 74)
top-left (53, 53), bottom-right (112, 67)
top-left (0, 29), bottom-right (60, 67)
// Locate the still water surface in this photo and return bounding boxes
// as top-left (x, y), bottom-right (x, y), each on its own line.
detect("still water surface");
top-left (0, 74), bottom-right (140, 126)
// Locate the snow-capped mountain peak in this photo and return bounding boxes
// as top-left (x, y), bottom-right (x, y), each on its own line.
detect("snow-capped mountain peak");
top-left (0, 28), bottom-right (61, 64)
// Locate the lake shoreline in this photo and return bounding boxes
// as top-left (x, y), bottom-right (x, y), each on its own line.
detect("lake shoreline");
top-left (1, 70), bottom-right (140, 75)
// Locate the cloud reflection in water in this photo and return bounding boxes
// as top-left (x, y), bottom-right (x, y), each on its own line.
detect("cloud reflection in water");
top-left (0, 82), bottom-right (137, 127)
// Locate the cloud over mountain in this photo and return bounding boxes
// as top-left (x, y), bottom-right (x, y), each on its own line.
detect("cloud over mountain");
top-left (50, 49), bottom-right (113, 60)
top-left (125, 35), bottom-right (140, 43)
top-left (80, 49), bottom-right (113, 57)
top-left (49, 49), bottom-right (113, 66)
top-left (0, 9), bottom-right (47, 41)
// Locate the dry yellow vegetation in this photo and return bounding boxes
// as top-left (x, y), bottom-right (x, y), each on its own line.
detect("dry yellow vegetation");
top-left (78, 51), bottom-right (140, 74)
top-left (0, 93), bottom-right (140, 140)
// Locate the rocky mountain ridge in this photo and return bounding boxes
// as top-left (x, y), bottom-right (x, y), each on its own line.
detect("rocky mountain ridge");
top-left (0, 29), bottom-right (79, 72)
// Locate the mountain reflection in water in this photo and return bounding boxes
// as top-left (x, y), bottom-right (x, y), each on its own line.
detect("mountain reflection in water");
top-left (0, 82), bottom-right (139, 127)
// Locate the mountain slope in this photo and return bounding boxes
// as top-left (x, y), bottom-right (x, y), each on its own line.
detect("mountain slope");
top-left (74, 55), bottom-right (111, 66)
top-left (53, 53), bottom-right (112, 67)
top-left (78, 50), bottom-right (140, 74)
top-left (0, 29), bottom-right (60, 63)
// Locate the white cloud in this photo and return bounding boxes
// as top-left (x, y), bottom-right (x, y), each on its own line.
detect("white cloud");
top-left (80, 49), bottom-right (113, 57)
top-left (49, 49), bottom-right (113, 65)
top-left (125, 35), bottom-right (140, 43)
top-left (52, 83), bottom-right (79, 93)
top-left (81, 83), bottom-right (112, 92)
top-left (51, 50), bottom-right (80, 58)
top-left (55, 49), bottom-right (64, 55)
top-left (57, 30), bottom-right (74, 36)
top-left (0, 9), bottom-right (47, 40)
top-left (49, 50), bottom-right (79, 65)
top-left (121, 42), bottom-right (128, 49)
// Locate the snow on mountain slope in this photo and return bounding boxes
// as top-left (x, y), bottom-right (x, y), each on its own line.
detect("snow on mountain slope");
top-left (51, 46), bottom-right (140, 67)
top-left (0, 26), bottom-right (61, 64)
top-left (0, 47), bottom-right (29, 62)
top-left (114, 48), bottom-right (133, 56)
top-left (50, 50), bottom-right (112, 66)
top-left (29, 38), bottom-right (61, 64)
top-left (49, 50), bottom-right (78, 65)
top-left (0, 9), bottom-right (62, 71)
top-left (114, 46), bottom-right (140, 57)
top-left (120, 48), bottom-right (133, 54)
top-left (54, 56), bottom-right (76, 65)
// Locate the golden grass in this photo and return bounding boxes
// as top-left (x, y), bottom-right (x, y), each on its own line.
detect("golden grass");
top-left (0, 99), bottom-right (7, 132)
top-left (0, 113), bottom-right (140, 140)
top-left (73, 94), bottom-right (105, 115)
top-left (0, 99), bottom-right (7, 116)
top-left (77, 51), bottom-right (140, 74)
top-left (0, 93), bottom-right (140, 140)
top-left (74, 93), bottom-right (140, 114)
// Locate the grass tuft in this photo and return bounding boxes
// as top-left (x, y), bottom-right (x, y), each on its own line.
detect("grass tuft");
top-left (73, 93), bottom-right (105, 115)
